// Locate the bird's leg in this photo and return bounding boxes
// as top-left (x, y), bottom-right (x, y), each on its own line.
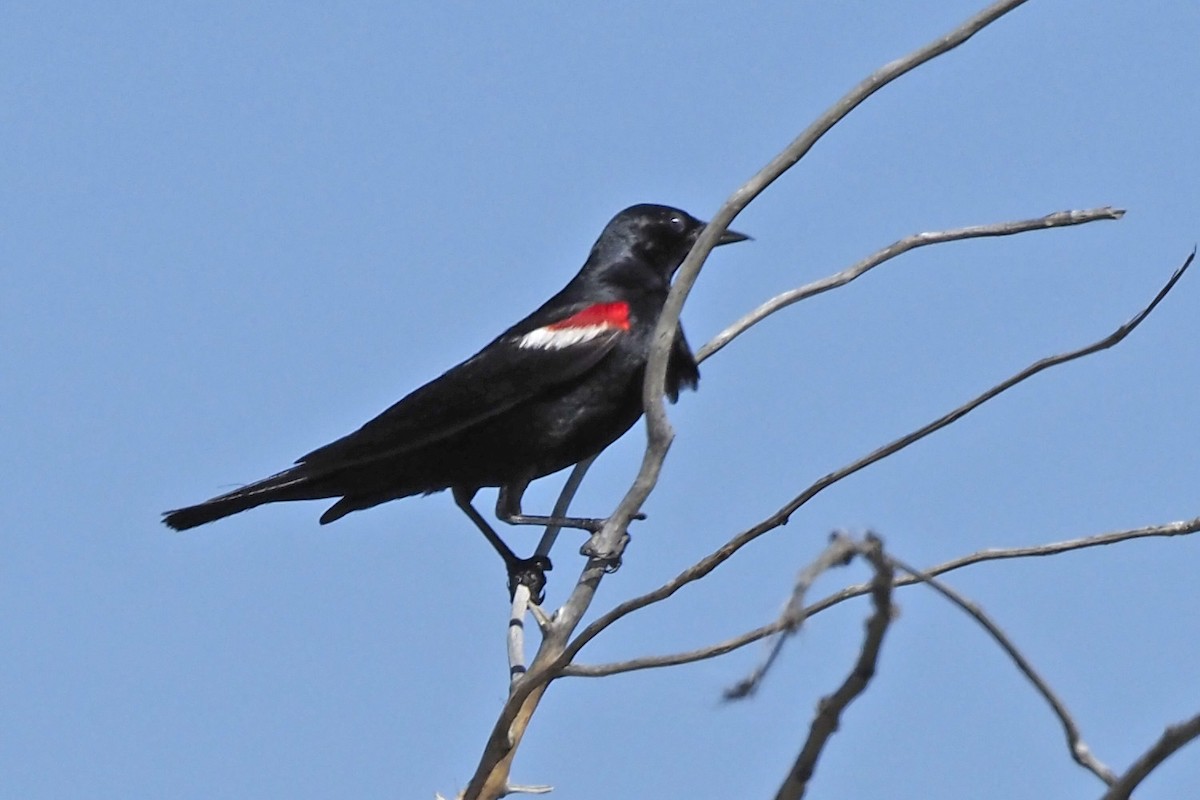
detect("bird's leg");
top-left (497, 482), bottom-right (639, 573)
top-left (496, 482), bottom-right (645, 533)
top-left (452, 487), bottom-right (551, 603)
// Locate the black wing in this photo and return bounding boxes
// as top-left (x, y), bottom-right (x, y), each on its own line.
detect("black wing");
top-left (297, 301), bottom-right (625, 472)
top-left (667, 327), bottom-right (699, 401)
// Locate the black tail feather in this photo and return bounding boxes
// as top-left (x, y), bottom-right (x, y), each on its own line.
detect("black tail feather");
top-left (163, 494), bottom-right (269, 531)
top-left (162, 468), bottom-right (319, 531)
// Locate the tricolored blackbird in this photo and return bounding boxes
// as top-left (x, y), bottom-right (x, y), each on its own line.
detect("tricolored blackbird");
top-left (163, 204), bottom-right (749, 597)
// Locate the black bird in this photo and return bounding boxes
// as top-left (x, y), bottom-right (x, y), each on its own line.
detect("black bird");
top-left (163, 204), bottom-right (749, 596)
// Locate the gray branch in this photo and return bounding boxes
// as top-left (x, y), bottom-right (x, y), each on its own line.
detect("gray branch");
top-left (697, 208), bottom-right (1124, 363)
top-left (724, 532), bottom-right (859, 700)
top-left (806, 514), bottom-right (1200, 620)
top-left (505, 457), bottom-right (596, 687)
top-left (887, 555), bottom-right (1118, 785)
top-left (459, 3), bottom-right (1121, 796)
top-left (773, 535), bottom-right (894, 800)
top-left (534, 456), bottom-right (595, 562)
top-left (561, 515), bottom-right (1200, 678)
top-left (561, 0), bottom-right (1037, 590)
top-left (506, 585), bottom-right (532, 687)
top-left (1099, 712), bottom-right (1200, 800)
top-left (558, 252), bottom-right (1192, 668)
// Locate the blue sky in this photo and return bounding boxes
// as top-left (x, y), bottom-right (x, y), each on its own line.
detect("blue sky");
top-left (3, 2), bottom-right (1198, 798)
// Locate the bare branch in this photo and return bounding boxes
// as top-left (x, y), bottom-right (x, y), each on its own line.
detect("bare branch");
top-left (503, 784), bottom-right (554, 796)
top-left (724, 532), bottom-right (858, 700)
top-left (887, 554), bottom-right (1118, 785)
top-left (472, 457), bottom-right (601, 797)
top-left (562, 620), bottom-right (783, 678)
top-left (439, 784), bottom-right (554, 800)
top-left (697, 208), bottom-right (1125, 363)
top-left (559, 252), bottom-right (1193, 667)
top-left (806, 515), bottom-right (1200, 619)
top-left (577, 0), bottom-right (1036, 576)
top-left (1100, 712), bottom-right (1200, 800)
top-left (534, 457), bottom-right (595, 561)
top-left (567, 524), bottom-right (1199, 676)
top-left (460, 4), bottom-right (1135, 795)
top-left (506, 458), bottom-right (595, 687)
top-left (563, 515), bottom-right (1200, 678)
top-left (773, 535), bottom-right (894, 800)
top-left (507, 585), bottom-right (531, 687)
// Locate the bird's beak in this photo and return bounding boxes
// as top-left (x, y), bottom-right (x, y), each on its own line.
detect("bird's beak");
top-left (715, 228), bottom-right (751, 246)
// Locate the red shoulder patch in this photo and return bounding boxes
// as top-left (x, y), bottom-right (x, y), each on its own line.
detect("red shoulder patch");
top-left (548, 302), bottom-right (631, 331)
top-left (515, 302), bottom-right (631, 350)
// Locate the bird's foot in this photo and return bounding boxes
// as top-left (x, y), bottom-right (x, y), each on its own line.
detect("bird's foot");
top-left (507, 555), bottom-right (553, 604)
top-left (580, 530), bottom-right (631, 573)
top-left (576, 511), bottom-right (646, 533)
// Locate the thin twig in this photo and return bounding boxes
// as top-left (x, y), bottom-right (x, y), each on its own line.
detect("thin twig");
top-left (773, 535), bottom-right (894, 800)
top-left (724, 533), bottom-right (858, 700)
top-left (697, 208), bottom-right (1124, 363)
top-left (1099, 712), bottom-right (1200, 800)
top-left (507, 585), bottom-right (531, 688)
top-left (562, 620), bottom-right (783, 678)
top-left (805, 514), bottom-right (1200, 620)
top-left (888, 554), bottom-right (1118, 785)
top-left (535, 457), bottom-right (595, 561)
top-left (505, 458), bottom-right (596, 688)
top-left (558, 252), bottom-right (1193, 667)
top-left (562, 516), bottom-right (1200, 678)
top-left (567, 0), bottom-right (1037, 594)
top-left (461, 4), bottom-right (1063, 795)
top-left (504, 784), bottom-right (554, 796)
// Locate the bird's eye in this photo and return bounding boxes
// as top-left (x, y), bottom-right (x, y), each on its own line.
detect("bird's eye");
top-left (669, 216), bottom-right (687, 232)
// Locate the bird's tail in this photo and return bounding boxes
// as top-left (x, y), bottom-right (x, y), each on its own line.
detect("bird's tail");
top-left (162, 467), bottom-right (321, 531)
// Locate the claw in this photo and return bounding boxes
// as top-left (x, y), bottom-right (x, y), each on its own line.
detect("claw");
top-left (579, 530), bottom-right (631, 573)
top-left (507, 555), bottom-right (553, 604)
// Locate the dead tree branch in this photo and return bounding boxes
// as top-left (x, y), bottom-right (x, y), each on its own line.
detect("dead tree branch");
top-left (575, 0), bottom-right (1035, 572)
top-left (772, 534), bottom-right (894, 800)
top-left (1099, 712), bottom-right (1200, 800)
top-left (724, 532), bottom-right (859, 701)
top-left (559, 252), bottom-right (1192, 668)
top-left (806, 514), bottom-right (1200, 620)
top-left (562, 515), bottom-right (1200, 678)
top-left (887, 555), bottom-right (1118, 785)
top-left (697, 207), bottom-right (1124, 363)
top-left (506, 585), bottom-right (532, 686)
top-left (506, 457), bottom-right (595, 685)
top-left (459, 3), bottom-right (1130, 796)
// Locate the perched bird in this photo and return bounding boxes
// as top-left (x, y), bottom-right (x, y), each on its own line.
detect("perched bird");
top-left (163, 204), bottom-right (749, 596)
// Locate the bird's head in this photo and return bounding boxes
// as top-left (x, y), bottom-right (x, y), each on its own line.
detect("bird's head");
top-left (586, 204), bottom-right (750, 285)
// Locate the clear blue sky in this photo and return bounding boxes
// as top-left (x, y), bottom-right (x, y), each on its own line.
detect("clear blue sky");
top-left (4, 2), bottom-right (1198, 798)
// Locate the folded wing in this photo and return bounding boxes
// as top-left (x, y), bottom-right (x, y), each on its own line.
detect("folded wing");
top-left (298, 300), bottom-right (632, 473)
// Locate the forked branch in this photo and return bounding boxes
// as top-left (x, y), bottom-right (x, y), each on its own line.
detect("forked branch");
top-left (698, 207), bottom-right (1124, 363)
top-left (887, 555), bottom-right (1117, 785)
top-left (560, 251), bottom-right (1192, 665)
top-left (562, 515), bottom-right (1200, 677)
top-left (724, 532), bottom-right (860, 700)
top-left (772, 535), bottom-right (894, 800)
top-left (1100, 713), bottom-right (1200, 800)
top-left (580, 0), bottom-right (1037, 581)
top-left (459, 2), bottom-right (1136, 796)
